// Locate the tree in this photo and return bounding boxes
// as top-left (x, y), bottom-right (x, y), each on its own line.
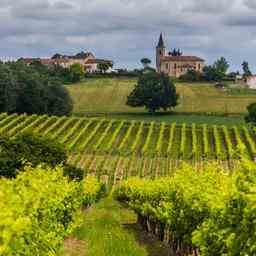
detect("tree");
top-left (242, 61), bottom-right (252, 79)
top-left (0, 64), bottom-right (17, 112)
top-left (69, 63), bottom-right (85, 82)
top-left (203, 57), bottom-right (229, 82)
top-left (169, 48), bottom-right (182, 56)
top-left (245, 103), bottom-right (256, 124)
top-left (127, 72), bottom-right (179, 113)
top-left (0, 61), bottom-right (73, 116)
top-left (140, 58), bottom-right (151, 68)
top-left (214, 57), bottom-right (229, 75)
top-left (97, 62), bottom-right (113, 73)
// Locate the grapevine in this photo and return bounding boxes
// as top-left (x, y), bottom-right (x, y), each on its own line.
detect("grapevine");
top-left (142, 121), bottom-right (155, 154)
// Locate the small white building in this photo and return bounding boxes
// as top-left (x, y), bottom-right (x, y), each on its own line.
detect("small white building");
top-left (247, 76), bottom-right (256, 89)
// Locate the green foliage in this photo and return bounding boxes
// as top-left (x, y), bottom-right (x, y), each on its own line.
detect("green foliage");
top-left (127, 72), bottom-right (179, 113)
top-left (0, 61), bottom-right (73, 116)
top-left (179, 69), bottom-right (204, 82)
top-left (242, 61), bottom-right (252, 78)
top-left (203, 57), bottom-right (229, 82)
top-left (140, 58), bottom-right (151, 68)
top-left (0, 63), bottom-right (17, 112)
top-left (245, 102), bottom-right (256, 124)
top-left (0, 165), bottom-right (103, 256)
top-left (0, 133), bottom-right (67, 178)
top-left (114, 161), bottom-right (256, 255)
top-left (168, 48), bottom-right (182, 56)
top-left (97, 62), bottom-right (113, 73)
top-left (69, 63), bottom-right (85, 83)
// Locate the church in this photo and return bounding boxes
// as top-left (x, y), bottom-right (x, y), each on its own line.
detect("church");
top-left (156, 33), bottom-right (205, 77)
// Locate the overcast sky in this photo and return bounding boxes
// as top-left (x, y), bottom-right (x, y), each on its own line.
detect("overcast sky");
top-left (0, 0), bottom-right (256, 72)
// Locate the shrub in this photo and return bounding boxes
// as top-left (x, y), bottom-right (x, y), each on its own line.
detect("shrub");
top-left (114, 161), bottom-right (256, 255)
top-left (0, 165), bottom-right (103, 256)
top-left (0, 133), bottom-right (67, 178)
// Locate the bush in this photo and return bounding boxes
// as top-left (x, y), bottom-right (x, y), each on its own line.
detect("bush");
top-left (0, 61), bottom-right (73, 116)
top-left (0, 165), bottom-right (103, 256)
top-left (245, 102), bottom-right (256, 124)
top-left (179, 69), bottom-right (204, 82)
top-left (114, 161), bottom-right (256, 255)
top-left (0, 133), bottom-right (67, 178)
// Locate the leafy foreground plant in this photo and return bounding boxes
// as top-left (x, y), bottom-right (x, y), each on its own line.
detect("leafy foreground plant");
top-left (0, 165), bottom-right (104, 256)
top-left (114, 161), bottom-right (256, 256)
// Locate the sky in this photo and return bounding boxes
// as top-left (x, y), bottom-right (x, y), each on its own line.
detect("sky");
top-left (0, 0), bottom-right (256, 72)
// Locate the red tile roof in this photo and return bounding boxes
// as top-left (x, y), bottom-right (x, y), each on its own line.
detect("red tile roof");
top-left (162, 56), bottom-right (204, 62)
top-left (85, 59), bottom-right (113, 64)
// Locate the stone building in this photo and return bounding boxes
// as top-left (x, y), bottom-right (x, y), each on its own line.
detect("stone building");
top-left (156, 33), bottom-right (205, 77)
top-left (22, 51), bottom-right (113, 73)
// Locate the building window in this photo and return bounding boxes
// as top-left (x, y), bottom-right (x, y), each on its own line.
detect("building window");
top-left (166, 63), bottom-right (169, 70)
top-left (159, 50), bottom-right (162, 55)
top-left (174, 63), bottom-right (177, 69)
top-left (198, 63), bottom-right (201, 70)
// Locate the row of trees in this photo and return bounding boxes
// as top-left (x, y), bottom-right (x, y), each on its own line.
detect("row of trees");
top-left (180, 58), bottom-right (253, 82)
top-left (0, 61), bottom-right (73, 115)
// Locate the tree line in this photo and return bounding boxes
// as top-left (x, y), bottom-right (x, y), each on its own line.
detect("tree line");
top-left (0, 60), bottom-right (73, 116)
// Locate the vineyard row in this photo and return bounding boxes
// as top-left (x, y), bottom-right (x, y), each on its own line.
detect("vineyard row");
top-left (0, 113), bottom-right (255, 160)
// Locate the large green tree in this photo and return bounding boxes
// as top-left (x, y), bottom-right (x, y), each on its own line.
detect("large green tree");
top-left (140, 58), bottom-right (151, 69)
top-left (203, 57), bottom-right (229, 82)
top-left (0, 61), bottom-right (73, 116)
top-left (245, 103), bottom-right (256, 125)
top-left (242, 61), bottom-right (252, 79)
top-left (69, 63), bottom-right (85, 82)
top-left (0, 64), bottom-right (17, 112)
top-left (127, 72), bottom-right (179, 113)
top-left (97, 62), bottom-right (113, 73)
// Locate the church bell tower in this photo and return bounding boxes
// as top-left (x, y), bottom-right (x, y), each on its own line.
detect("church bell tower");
top-left (156, 33), bottom-right (166, 73)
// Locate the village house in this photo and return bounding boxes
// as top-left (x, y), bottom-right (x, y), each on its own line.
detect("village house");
top-left (21, 51), bottom-right (114, 73)
top-left (156, 33), bottom-right (205, 77)
top-left (246, 76), bottom-right (256, 89)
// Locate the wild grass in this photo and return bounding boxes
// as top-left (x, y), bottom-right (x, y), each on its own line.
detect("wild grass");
top-left (66, 78), bottom-right (256, 116)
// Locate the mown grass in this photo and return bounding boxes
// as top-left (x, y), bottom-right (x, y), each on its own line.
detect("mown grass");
top-left (66, 78), bottom-right (256, 115)
top-left (61, 197), bottom-right (169, 256)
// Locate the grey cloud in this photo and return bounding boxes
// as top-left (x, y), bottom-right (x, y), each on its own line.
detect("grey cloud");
top-left (225, 15), bottom-right (256, 26)
top-left (244, 0), bottom-right (256, 9)
top-left (0, 0), bottom-right (255, 72)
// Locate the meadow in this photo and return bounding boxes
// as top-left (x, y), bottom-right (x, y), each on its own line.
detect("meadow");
top-left (66, 78), bottom-right (256, 124)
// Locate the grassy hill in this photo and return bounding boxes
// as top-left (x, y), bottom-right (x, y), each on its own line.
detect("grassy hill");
top-left (66, 78), bottom-right (256, 124)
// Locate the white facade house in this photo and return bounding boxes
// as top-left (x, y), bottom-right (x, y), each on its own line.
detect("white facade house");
top-left (247, 76), bottom-right (256, 89)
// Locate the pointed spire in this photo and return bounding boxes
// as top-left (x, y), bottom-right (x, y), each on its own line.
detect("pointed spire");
top-left (157, 33), bottom-right (165, 48)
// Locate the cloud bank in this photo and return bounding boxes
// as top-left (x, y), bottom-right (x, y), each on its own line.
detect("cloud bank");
top-left (0, 0), bottom-right (255, 71)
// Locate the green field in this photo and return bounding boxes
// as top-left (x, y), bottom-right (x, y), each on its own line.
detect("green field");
top-left (66, 78), bottom-right (256, 124)
top-left (0, 112), bottom-right (253, 188)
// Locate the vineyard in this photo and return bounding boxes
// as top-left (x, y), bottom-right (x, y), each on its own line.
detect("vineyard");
top-left (0, 112), bottom-right (255, 186)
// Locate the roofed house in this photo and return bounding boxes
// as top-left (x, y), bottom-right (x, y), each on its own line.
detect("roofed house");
top-left (21, 51), bottom-right (113, 73)
top-left (247, 76), bottom-right (256, 89)
top-left (156, 33), bottom-right (205, 77)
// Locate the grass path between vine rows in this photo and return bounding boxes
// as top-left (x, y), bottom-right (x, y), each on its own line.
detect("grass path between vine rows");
top-left (61, 196), bottom-right (170, 256)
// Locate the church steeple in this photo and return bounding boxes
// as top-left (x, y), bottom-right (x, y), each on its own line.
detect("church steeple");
top-left (156, 33), bottom-right (166, 72)
top-left (157, 33), bottom-right (165, 48)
